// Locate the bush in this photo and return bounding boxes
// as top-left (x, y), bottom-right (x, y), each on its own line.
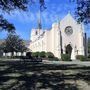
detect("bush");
top-left (49, 57), bottom-right (59, 61)
top-left (61, 54), bottom-right (71, 61)
top-left (39, 51), bottom-right (46, 58)
top-left (0, 51), bottom-right (3, 57)
top-left (88, 54), bottom-right (90, 58)
top-left (76, 55), bottom-right (86, 61)
top-left (54, 57), bottom-right (60, 61)
top-left (31, 52), bottom-right (40, 58)
top-left (86, 58), bottom-right (90, 61)
top-left (46, 52), bottom-right (54, 58)
top-left (26, 52), bottom-right (32, 58)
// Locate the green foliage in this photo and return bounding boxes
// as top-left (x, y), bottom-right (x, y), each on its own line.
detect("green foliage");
top-left (0, 0), bottom-right (46, 32)
top-left (0, 15), bottom-right (15, 33)
top-left (0, 45), bottom-right (3, 57)
top-left (31, 51), bottom-right (55, 59)
top-left (61, 54), bottom-right (71, 61)
top-left (88, 54), bottom-right (90, 58)
top-left (46, 52), bottom-right (54, 58)
top-left (88, 38), bottom-right (90, 55)
top-left (0, 0), bottom-right (28, 12)
top-left (0, 0), bottom-right (28, 32)
top-left (76, 0), bottom-right (90, 24)
top-left (53, 57), bottom-right (59, 61)
top-left (39, 51), bottom-right (46, 58)
top-left (76, 55), bottom-right (86, 61)
top-left (0, 51), bottom-right (3, 57)
top-left (1, 33), bottom-right (28, 54)
top-left (31, 51), bottom-right (46, 58)
top-left (26, 52), bottom-right (32, 58)
top-left (31, 52), bottom-right (40, 58)
top-left (86, 58), bottom-right (90, 61)
top-left (49, 57), bottom-right (59, 61)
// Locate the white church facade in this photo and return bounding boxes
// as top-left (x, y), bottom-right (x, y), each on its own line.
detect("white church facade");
top-left (29, 13), bottom-right (87, 60)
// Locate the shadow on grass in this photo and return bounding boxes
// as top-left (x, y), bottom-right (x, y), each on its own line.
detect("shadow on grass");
top-left (0, 60), bottom-right (90, 90)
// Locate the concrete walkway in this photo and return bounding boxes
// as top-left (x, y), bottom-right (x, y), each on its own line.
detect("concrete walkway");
top-left (43, 60), bottom-right (90, 66)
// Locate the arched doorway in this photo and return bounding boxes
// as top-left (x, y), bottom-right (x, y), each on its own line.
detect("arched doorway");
top-left (65, 44), bottom-right (72, 56)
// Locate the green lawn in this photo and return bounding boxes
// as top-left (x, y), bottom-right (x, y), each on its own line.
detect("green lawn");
top-left (0, 60), bottom-right (90, 90)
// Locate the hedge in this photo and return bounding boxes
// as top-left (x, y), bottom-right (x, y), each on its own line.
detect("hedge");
top-left (49, 57), bottom-right (59, 61)
top-left (31, 52), bottom-right (40, 58)
top-left (39, 51), bottom-right (46, 58)
top-left (76, 55), bottom-right (86, 61)
top-left (61, 54), bottom-right (71, 61)
top-left (46, 52), bottom-right (54, 58)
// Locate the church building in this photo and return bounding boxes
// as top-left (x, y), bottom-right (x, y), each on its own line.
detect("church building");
top-left (29, 13), bottom-right (87, 60)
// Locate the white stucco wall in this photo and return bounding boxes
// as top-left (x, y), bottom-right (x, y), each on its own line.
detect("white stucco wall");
top-left (29, 13), bottom-right (85, 60)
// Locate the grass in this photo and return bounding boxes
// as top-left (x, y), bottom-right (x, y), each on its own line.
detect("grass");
top-left (0, 60), bottom-right (90, 90)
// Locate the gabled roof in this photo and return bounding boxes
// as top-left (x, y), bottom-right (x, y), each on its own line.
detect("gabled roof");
top-left (60, 13), bottom-right (78, 24)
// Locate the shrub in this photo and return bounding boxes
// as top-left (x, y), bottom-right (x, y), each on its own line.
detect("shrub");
top-left (61, 54), bottom-right (71, 61)
top-left (31, 52), bottom-right (40, 58)
top-left (0, 51), bottom-right (3, 57)
top-left (39, 51), bottom-right (46, 58)
top-left (49, 57), bottom-right (59, 61)
top-left (26, 52), bottom-right (32, 58)
top-left (46, 52), bottom-right (54, 58)
top-left (88, 54), bottom-right (90, 58)
top-left (76, 55), bottom-right (86, 61)
top-left (54, 57), bottom-right (60, 61)
top-left (86, 58), bottom-right (90, 61)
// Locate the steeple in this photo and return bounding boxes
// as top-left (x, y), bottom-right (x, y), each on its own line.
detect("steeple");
top-left (68, 10), bottom-right (71, 14)
top-left (66, 11), bottom-right (72, 18)
top-left (37, 10), bottom-right (42, 29)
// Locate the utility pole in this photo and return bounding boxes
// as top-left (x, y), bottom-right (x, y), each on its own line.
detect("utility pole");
top-left (58, 18), bottom-right (63, 54)
top-left (57, 17), bottom-right (63, 59)
top-left (37, 3), bottom-right (42, 36)
top-left (38, 10), bottom-right (42, 30)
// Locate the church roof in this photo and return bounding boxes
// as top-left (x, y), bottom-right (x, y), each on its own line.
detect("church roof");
top-left (65, 13), bottom-right (73, 17)
top-left (60, 13), bottom-right (77, 24)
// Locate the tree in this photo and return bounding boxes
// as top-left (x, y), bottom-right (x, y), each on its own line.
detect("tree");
top-left (0, 15), bottom-right (15, 33)
top-left (0, 0), bottom-right (45, 33)
top-left (0, 45), bottom-right (3, 56)
top-left (1, 33), bottom-right (28, 55)
top-left (76, 0), bottom-right (90, 24)
top-left (88, 38), bottom-right (90, 57)
top-left (0, 0), bottom-right (28, 33)
top-left (71, 0), bottom-right (90, 24)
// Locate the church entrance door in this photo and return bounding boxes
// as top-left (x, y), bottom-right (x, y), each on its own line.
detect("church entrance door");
top-left (66, 44), bottom-right (72, 56)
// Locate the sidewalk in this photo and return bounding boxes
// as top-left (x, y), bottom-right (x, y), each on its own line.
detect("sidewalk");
top-left (42, 60), bottom-right (90, 66)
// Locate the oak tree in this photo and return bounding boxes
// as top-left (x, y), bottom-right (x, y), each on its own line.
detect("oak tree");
top-left (0, 0), bottom-right (45, 33)
top-left (1, 33), bottom-right (28, 55)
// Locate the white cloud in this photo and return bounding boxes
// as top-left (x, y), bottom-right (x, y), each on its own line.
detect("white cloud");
top-left (2, 1), bottom-right (76, 28)
top-left (3, 10), bottom-right (37, 23)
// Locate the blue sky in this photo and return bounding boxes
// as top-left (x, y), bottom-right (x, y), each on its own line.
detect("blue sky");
top-left (0, 0), bottom-right (90, 40)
